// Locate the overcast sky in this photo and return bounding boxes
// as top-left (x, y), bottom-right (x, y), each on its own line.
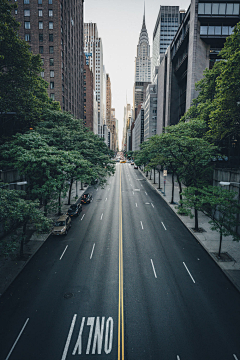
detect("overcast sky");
top-left (84, 0), bottom-right (191, 147)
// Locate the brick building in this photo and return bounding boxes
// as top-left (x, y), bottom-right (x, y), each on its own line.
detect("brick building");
top-left (14, 0), bottom-right (84, 119)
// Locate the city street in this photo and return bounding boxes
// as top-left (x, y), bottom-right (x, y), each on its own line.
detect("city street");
top-left (0, 163), bottom-right (240, 360)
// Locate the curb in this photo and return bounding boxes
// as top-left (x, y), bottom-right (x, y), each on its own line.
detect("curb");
top-left (138, 168), bottom-right (240, 293)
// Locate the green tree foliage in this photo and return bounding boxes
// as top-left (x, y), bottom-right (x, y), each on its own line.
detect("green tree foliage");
top-left (0, 0), bottom-right (60, 140)
top-left (0, 188), bottom-right (51, 257)
top-left (181, 186), bottom-right (240, 256)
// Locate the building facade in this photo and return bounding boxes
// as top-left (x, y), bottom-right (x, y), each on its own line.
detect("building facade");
top-left (15, 0), bottom-right (84, 119)
top-left (84, 23), bottom-right (104, 136)
top-left (144, 84), bottom-right (158, 141)
top-left (132, 107), bottom-right (144, 151)
top-left (157, 0), bottom-right (240, 134)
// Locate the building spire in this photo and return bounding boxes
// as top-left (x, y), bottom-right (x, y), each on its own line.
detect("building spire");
top-left (143, 2), bottom-right (146, 29)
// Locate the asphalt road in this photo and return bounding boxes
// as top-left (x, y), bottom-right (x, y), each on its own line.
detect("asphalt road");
top-left (0, 163), bottom-right (240, 360)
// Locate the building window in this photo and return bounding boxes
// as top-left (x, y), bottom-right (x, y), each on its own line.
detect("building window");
top-left (38, 9), bottom-right (42, 16)
top-left (49, 9), bottom-right (53, 16)
top-left (50, 81), bottom-right (54, 89)
top-left (49, 33), bottom-right (53, 41)
top-left (25, 33), bottom-right (31, 41)
top-left (49, 58), bottom-right (54, 66)
top-left (15, 9), bottom-right (17, 14)
top-left (39, 33), bottom-right (43, 41)
top-left (48, 0), bottom-right (52, 3)
top-left (49, 46), bottom-right (54, 53)
top-left (24, 9), bottom-right (30, 16)
top-left (40, 71), bottom-right (44, 77)
top-left (38, 0), bottom-right (42, 4)
top-left (24, 22), bottom-right (30, 29)
top-left (50, 70), bottom-right (54, 77)
top-left (50, 93), bottom-right (55, 100)
top-left (39, 21), bottom-right (43, 29)
top-left (24, 0), bottom-right (29, 3)
top-left (39, 46), bottom-right (43, 54)
top-left (41, 58), bottom-right (44, 65)
top-left (49, 21), bottom-right (53, 29)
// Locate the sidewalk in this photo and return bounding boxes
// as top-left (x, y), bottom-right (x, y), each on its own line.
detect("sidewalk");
top-left (139, 167), bottom-right (240, 292)
top-left (0, 181), bottom-right (88, 296)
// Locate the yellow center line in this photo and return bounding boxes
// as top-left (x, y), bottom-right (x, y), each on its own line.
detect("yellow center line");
top-left (118, 164), bottom-right (124, 359)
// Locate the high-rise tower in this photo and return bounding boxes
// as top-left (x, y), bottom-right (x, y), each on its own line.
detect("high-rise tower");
top-left (133, 7), bottom-right (151, 120)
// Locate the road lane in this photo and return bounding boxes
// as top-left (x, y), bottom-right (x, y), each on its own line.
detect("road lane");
top-left (122, 163), bottom-right (240, 360)
top-left (0, 167), bottom-right (120, 360)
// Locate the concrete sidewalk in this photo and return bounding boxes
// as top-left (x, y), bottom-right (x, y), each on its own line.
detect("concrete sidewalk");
top-left (139, 167), bottom-right (240, 292)
top-left (0, 181), bottom-right (88, 296)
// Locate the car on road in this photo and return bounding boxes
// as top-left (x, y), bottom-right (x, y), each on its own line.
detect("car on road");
top-left (131, 161), bottom-right (134, 165)
top-left (81, 193), bottom-right (93, 204)
top-left (52, 214), bottom-right (71, 235)
top-left (134, 164), bottom-right (138, 169)
top-left (120, 160), bottom-right (126, 163)
top-left (67, 203), bottom-right (82, 217)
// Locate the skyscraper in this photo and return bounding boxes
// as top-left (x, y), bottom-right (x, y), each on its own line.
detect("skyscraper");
top-left (152, 6), bottom-right (181, 82)
top-left (15, 0), bottom-right (84, 119)
top-left (84, 23), bottom-right (104, 137)
top-left (133, 8), bottom-right (151, 120)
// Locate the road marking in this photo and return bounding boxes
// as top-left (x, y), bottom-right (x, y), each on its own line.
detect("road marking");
top-left (136, 203), bottom-right (138, 207)
top-left (62, 315), bottom-right (77, 360)
top-left (145, 191), bottom-right (148, 195)
top-left (233, 355), bottom-right (239, 360)
top-left (140, 221), bottom-right (144, 230)
top-left (141, 184), bottom-right (143, 187)
top-left (177, 356), bottom-right (181, 360)
top-left (105, 198), bottom-right (107, 201)
top-left (60, 245), bottom-right (68, 260)
top-left (118, 165), bottom-right (124, 359)
top-left (90, 243), bottom-right (95, 259)
top-left (145, 202), bottom-right (150, 205)
top-left (81, 214), bottom-right (85, 221)
top-left (6, 318), bottom-right (29, 360)
top-left (183, 262), bottom-right (195, 283)
top-left (101, 213), bottom-right (103, 220)
top-left (151, 203), bottom-right (154, 208)
top-left (151, 259), bottom-right (157, 278)
top-left (96, 188), bottom-right (98, 191)
top-left (161, 222), bottom-right (167, 230)
top-left (134, 189), bottom-right (140, 191)
top-left (132, 191), bottom-right (134, 195)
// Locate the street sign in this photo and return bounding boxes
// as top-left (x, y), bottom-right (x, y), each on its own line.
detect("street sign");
top-left (163, 170), bottom-right (167, 177)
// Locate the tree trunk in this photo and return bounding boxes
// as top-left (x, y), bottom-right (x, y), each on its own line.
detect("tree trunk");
top-left (150, 170), bottom-right (152, 180)
top-left (177, 175), bottom-right (182, 205)
top-left (218, 231), bottom-right (223, 258)
top-left (170, 172), bottom-right (175, 204)
top-left (20, 222), bottom-right (27, 258)
top-left (58, 191), bottom-right (62, 215)
top-left (80, 181), bottom-right (84, 190)
top-left (153, 168), bottom-right (156, 184)
top-left (146, 171), bottom-right (148, 177)
top-left (68, 178), bottom-right (74, 205)
top-left (194, 208), bottom-right (199, 231)
top-left (158, 170), bottom-right (162, 189)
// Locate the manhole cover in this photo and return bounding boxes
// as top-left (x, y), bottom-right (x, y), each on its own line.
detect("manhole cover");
top-left (64, 292), bottom-right (73, 299)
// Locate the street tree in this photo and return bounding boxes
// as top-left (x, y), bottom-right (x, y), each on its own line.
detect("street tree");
top-left (0, 188), bottom-right (51, 257)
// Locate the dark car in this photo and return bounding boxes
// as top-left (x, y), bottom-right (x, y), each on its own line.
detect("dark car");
top-left (81, 193), bottom-right (93, 204)
top-left (134, 164), bottom-right (138, 169)
top-left (67, 203), bottom-right (82, 217)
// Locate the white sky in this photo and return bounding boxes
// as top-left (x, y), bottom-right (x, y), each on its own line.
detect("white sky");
top-left (84, 0), bottom-right (191, 147)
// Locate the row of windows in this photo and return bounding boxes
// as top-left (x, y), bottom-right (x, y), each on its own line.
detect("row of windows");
top-left (25, 33), bottom-right (54, 42)
top-left (24, 21), bottom-right (53, 29)
top-left (24, 9), bottom-right (53, 16)
top-left (198, 3), bottom-right (239, 15)
top-left (39, 46), bottom-right (54, 53)
top-left (23, 0), bottom-right (53, 4)
top-left (41, 70), bottom-right (54, 77)
top-left (200, 25), bottom-right (234, 35)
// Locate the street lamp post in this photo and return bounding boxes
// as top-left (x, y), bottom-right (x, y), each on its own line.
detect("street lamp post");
top-left (0, 181), bottom-right (27, 188)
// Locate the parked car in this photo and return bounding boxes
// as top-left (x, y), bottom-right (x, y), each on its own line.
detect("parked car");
top-left (81, 193), bottom-right (93, 204)
top-left (52, 214), bottom-right (71, 236)
top-left (131, 161), bottom-right (134, 165)
top-left (67, 203), bottom-right (82, 217)
top-left (134, 164), bottom-right (138, 169)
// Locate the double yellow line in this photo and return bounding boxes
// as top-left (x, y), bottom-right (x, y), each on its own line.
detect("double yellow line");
top-left (118, 165), bottom-right (124, 359)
